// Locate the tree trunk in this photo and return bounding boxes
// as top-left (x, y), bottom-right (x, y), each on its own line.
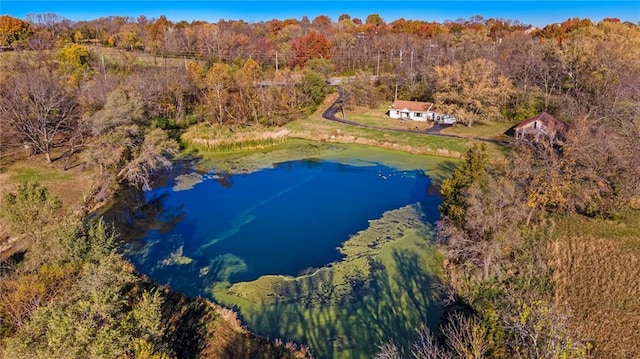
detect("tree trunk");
top-left (526, 205), bottom-right (536, 226)
top-left (483, 251), bottom-right (491, 280)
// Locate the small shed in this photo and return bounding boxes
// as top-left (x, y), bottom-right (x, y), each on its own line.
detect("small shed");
top-left (513, 112), bottom-right (567, 141)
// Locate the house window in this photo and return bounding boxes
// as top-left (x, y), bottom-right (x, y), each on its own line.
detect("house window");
top-left (533, 121), bottom-right (538, 129)
top-left (414, 112), bottom-right (422, 118)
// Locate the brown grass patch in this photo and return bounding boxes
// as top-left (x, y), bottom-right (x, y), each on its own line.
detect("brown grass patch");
top-left (0, 148), bottom-right (96, 259)
top-left (182, 125), bottom-right (289, 152)
top-left (198, 300), bottom-right (310, 358)
top-left (548, 233), bottom-right (640, 358)
top-left (0, 148), bottom-right (95, 209)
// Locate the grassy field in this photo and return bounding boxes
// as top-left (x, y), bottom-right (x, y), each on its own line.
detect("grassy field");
top-left (285, 96), bottom-right (508, 161)
top-left (9, 165), bottom-right (72, 183)
top-left (333, 103), bottom-right (514, 143)
top-left (336, 104), bottom-right (434, 132)
top-left (549, 212), bottom-right (640, 358)
top-left (0, 150), bottom-right (94, 210)
top-left (0, 45), bottom-right (202, 72)
top-left (287, 116), bottom-right (471, 160)
top-left (89, 45), bottom-right (205, 70)
top-left (440, 119), bottom-right (515, 140)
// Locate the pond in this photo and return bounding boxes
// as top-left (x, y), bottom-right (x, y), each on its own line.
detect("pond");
top-left (119, 143), bottom-right (450, 358)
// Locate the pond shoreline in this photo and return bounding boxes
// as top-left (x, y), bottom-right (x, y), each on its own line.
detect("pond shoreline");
top-left (122, 148), bottom-right (449, 358)
top-left (190, 139), bottom-right (458, 186)
top-left (0, 112), bottom-right (458, 359)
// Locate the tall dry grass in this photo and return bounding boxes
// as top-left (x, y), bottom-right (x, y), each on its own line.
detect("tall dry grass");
top-left (548, 233), bottom-right (640, 358)
top-left (182, 125), bottom-right (289, 152)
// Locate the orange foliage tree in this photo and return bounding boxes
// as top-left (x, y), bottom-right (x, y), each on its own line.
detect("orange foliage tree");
top-left (0, 15), bottom-right (32, 47)
top-left (290, 31), bottom-right (332, 68)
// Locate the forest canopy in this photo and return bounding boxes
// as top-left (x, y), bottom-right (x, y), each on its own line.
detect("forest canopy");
top-left (1, 11), bottom-right (639, 359)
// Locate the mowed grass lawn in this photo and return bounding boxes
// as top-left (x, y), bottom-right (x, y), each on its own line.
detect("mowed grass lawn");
top-left (336, 104), bottom-right (434, 132)
top-left (290, 99), bottom-right (509, 160)
top-left (335, 103), bottom-right (516, 141)
top-left (441, 119), bottom-right (516, 140)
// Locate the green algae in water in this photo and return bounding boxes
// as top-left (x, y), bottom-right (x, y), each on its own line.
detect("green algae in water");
top-left (214, 204), bottom-right (444, 359)
top-left (124, 146), bottom-right (449, 358)
top-left (159, 245), bottom-right (193, 265)
top-left (195, 139), bottom-right (458, 185)
top-left (172, 172), bottom-right (203, 191)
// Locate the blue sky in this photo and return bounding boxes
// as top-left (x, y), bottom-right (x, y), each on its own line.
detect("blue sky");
top-left (1, 1), bottom-right (638, 27)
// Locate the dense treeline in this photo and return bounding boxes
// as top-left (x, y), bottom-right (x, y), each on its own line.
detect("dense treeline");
top-left (1, 11), bottom-right (639, 359)
top-left (1, 12), bottom-right (638, 203)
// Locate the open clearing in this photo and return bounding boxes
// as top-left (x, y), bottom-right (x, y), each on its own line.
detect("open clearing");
top-left (549, 213), bottom-right (640, 358)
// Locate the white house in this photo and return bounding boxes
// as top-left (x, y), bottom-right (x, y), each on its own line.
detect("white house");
top-left (388, 100), bottom-right (456, 124)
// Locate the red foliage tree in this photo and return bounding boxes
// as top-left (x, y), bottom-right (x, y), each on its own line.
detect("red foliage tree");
top-left (290, 31), bottom-right (332, 68)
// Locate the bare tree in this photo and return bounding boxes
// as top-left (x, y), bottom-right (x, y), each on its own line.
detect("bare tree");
top-left (0, 60), bottom-right (79, 163)
top-left (376, 314), bottom-right (488, 359)
top-left (375, 343), bottom-right (403, 359)
top-left (116, 128), bottom-right (179, 190)
top-left (442, 312), bottom-right (489, 359)
top-left (411, 324), bottom-right (446, 359)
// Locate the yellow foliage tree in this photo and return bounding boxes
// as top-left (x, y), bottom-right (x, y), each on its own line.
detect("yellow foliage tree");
top-left (434, 58), bottom-right (514, 126)
top-left (59, 42), bottom-right (91, 85)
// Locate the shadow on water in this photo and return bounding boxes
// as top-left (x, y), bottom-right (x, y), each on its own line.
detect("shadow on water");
top-left (356, 251), bottom-right (443, 352)
top-left (430, 159), bottom-right (459, 185)
top-left (96, 157), bottom-right (206, 243)
top-left (214, 172), bottom-right (234, 188)
top-left (391, 249), bottom-right (442, 327)
top-left (98, 156), bottom-right (203, 243)
top-left (99, 185), bottom-right (185, 244)
top-left (248, 247), bottom-right (444, 358)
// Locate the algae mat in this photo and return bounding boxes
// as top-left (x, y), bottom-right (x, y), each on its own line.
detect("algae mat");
top-left (194, 139), bottom-right (458, 186)
top-left (199, 142), bottom-right (449, 358)
top-left (212, 204), bottom-right (444, 358)
top-left (126, 140), bottom-right (452, 358)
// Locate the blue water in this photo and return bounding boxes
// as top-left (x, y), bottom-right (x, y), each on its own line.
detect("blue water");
top-left (126, 159), bottom-right (439, 296)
